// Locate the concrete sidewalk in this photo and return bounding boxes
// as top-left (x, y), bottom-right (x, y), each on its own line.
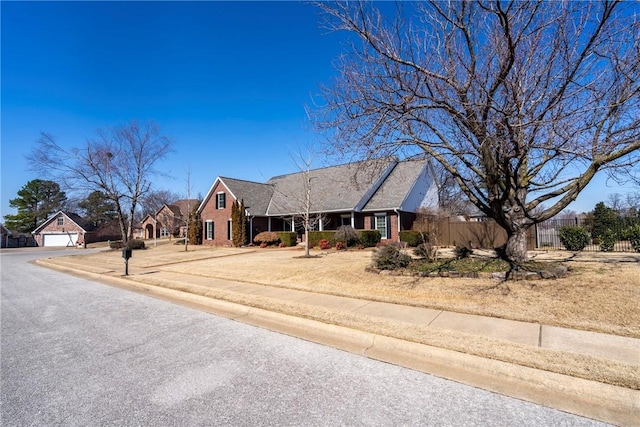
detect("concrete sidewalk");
top-left (36, 256), bottom-right (640, 426)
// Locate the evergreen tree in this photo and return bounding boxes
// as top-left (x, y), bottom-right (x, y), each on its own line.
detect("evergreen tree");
top-left (4, 179), bottom-right (67, 232)
top-left (231, 199), bottom-right (247, 247)
top-left (78, 190), bottom-right (118, 227)
top-left (187, 203), bottom-right (202, 245)
top-left (592, 202), bottom-right (620, 239)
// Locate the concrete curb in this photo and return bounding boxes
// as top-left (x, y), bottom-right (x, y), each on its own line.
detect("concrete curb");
top-left (36, 259), bottom-right (640, 426)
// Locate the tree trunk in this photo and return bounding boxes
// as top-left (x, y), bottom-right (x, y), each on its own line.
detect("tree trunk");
top-left (504, 226), bottom-right (529, 265)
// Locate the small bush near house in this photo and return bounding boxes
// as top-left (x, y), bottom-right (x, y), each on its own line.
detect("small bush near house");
top-left (399, 230), bottom-right (425, 247)
top-left (454, 245), bottom-right (473, 259)
top-left (308, 231), bottom-right (335, 248)
top-left (317, 239), bottom-right (332, 250)
top-left (109, 239), bottom-right (146, 250)
top-left (334, 225), bottom-right (359, 247)
top-left (358, 230), bottom-right (381, 247)
top-left (558, 226), bottom-right (590, 251)
top-left (624, 224), bottom-right (640, 252)
top-left (335, 241), bottom-right (346, 250)
top-left (124, 239), bottom-right (146, 250)
top-left (599, 228), bottom-right (617, 252)
top-left (254, 231), bottom-right (280, 246)
top-left (372, 244), bottom-right (411, 270)
top-left (277, 232), bottom-right (297, 247)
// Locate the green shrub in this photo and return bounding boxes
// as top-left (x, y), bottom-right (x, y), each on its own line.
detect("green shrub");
top-left (277, 232), bottom-right (297, 247)
top-left (625, 224), bottom-right (640, 252)
top-left (308, 231), bottom-right (335, 248)
top-left (254, 231), bottom-right (280, 246)
top-left (599, 228), bottom-right (617, 252)
top-left (126, 239), bottom-right (146, 250)
top-left (558, 226), bottom-right (590, 251)
top-left (334, 225), bottom-right (359, 247)
top-left (358, 230), bottom-right (381, 247)
top-left (372, 244), bottom-right (411, 270)
top-left (399, 230), bottom-right (425, 247)
top-left (109, 240), bottom-right (123, 249)
top-left (454, 245), bottom-right (473, 259)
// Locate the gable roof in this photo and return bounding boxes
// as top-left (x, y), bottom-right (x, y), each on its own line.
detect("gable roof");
top-left (362, 159), bottom-right (434, 212)
top-left (198, 158), bottom-right (438, 217)
top-left (31, 211), bottom-right (93, 234)
top-left (266, 158), bottom-right (397, 215)
top-left (198, 177), bottom-right (274, 216)
top-left (165, 199), bottom-right (199, 218)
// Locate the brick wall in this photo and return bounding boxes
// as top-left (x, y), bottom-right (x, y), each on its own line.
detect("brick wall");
top-left (34, 213), bottom-right (87, 246)
top-left (200, 181), bottom-right (234, 246)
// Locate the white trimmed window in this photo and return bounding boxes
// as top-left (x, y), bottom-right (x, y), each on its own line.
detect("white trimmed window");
top-left (375, 214), bottom-right (388, 239)
top-left (216, 193), bottom-right (226, 209)
top-left (57, 217), bottom-right (64, 226)
top-left (227, 220), bottom-right (232, 241)
top-left (205, 221), bottom-right (214, 240)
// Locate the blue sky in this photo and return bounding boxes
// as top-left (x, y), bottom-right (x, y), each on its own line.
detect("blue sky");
top-left (0, 1), bottom-right (632, 220)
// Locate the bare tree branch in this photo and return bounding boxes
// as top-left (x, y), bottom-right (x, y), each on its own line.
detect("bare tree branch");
top-left (312, 0), bottom-right (640, 263)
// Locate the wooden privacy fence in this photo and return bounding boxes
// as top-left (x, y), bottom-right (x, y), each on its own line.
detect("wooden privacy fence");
top-left (417, 216), bottom-right (638, 252)
top-left (415, 218), bottom-right (536, 250)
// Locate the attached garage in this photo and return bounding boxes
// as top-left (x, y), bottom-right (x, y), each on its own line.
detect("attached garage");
top-left (42, 233), bottom-right (78, 247)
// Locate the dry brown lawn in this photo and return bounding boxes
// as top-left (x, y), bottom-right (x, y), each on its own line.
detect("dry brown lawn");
top-left (153, 245), bottom-right (640, 338)
top-left (71, 242), bottom-right (640, 338)
top-left (46, 242), bottom-right (640, 389)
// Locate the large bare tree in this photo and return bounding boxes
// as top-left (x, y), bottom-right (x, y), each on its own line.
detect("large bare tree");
top-left (30, 120), bottom-right (173, 243)
top-left (313, 1), bottom-right (640, 264)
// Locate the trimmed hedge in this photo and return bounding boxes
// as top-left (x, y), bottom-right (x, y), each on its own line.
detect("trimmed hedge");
top-left (254, 231), bottom-right (280, 246)
top-left (277, 232), bottom-right (297, 247)
top-left (358, 230), bottom-right (381, 247)
top-left (558, 226), bottom-right (590, 251)
top-left (110, 239), bottom-right (146, 250)
top-left (399, 230), bottom-right (425, 247)
top-left (308, 231), bottom-right (336, 248)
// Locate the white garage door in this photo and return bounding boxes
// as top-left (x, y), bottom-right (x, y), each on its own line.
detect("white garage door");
top-left (42, 233), bottom-right (78, 247)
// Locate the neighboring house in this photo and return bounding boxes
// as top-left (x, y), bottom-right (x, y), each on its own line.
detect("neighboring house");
top-left (1, 224), bottom-right (10, 248)
top-left (197, 158), bottom-right (439, 245)
top-left (31, 211), bottom-right (95, 247)
top-left (140, 199), bottom-right (198, 240)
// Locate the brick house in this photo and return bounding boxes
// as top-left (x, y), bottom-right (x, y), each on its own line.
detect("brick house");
top-left (31, 211), bottom-right (95, 247)
top-left (140, 199), bottom-right (198, 240)
top-left (197, 158), bottom-right (439, 246)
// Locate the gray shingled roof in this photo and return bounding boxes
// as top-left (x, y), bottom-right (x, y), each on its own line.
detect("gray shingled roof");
top-left (220, 177), bottom-right (274, 216)
top-left (266, 158), bottom-right (397, 215)
top-left (362, 160), bottom-right (429, 211)
top-left (167, 199), bottom-right (199, 218)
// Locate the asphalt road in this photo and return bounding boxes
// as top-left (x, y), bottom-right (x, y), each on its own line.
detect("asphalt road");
top-left (1, 249), bottom-right (607, 426)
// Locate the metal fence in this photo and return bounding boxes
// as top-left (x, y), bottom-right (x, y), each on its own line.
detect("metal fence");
top-left (535, 217), bottom-right (640, 252)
